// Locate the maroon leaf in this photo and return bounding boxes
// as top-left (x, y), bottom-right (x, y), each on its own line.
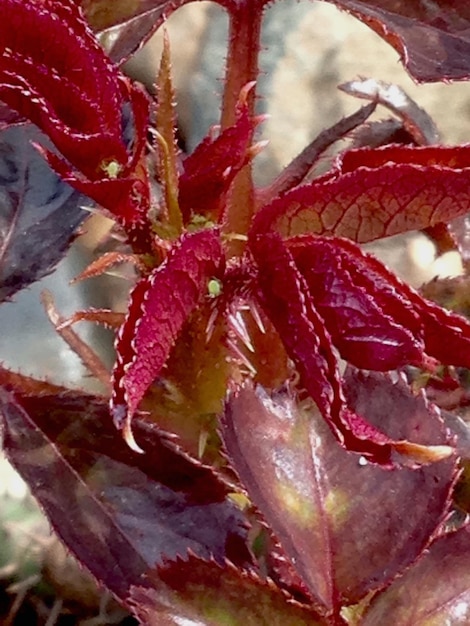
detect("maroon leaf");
top-left (254, 144), bottom-right (470, 244)
top-left (361, 525), bottom-right (470, 625)
top-left (287, 234), bottom-right (470, 372)
top-left (178, 88), bottom-right (258, 224)
top-left (327, 1), bottom-right (470, 82)
top-left (288, 235), bottom-right (425, 372)
top-left (250, 233), bottom-right (453, 465)
top-left (129, 556), bottom-right (324, 626)
top-left (0, 372), bottom-right (251, 602)
top-left (0, 125), bottom-right (87, 302)
top-left (222, 378), bottom-right (456, 617)
top-left (111, 228), bottom-right (225, 450)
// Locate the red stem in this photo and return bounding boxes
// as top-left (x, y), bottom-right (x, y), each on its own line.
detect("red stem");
top-left (220, 2), bottom-right (263, 252)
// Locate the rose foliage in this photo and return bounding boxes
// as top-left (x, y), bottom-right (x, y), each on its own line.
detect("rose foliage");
top-left (3, 0), bottom-right (470, 624)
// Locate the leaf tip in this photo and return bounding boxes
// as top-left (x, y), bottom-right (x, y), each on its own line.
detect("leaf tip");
top-left (111, 403), bottom-right (144, 454)
top-left (394, 441), bottom-right (455, 465)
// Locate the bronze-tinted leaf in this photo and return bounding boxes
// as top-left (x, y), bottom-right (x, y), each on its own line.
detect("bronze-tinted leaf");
top-left (362, 525), bottom-right (470, 625)
top-left (222, 378), bottom-right (456, 616)
top-left (129, 556), bottom-right (325, 626)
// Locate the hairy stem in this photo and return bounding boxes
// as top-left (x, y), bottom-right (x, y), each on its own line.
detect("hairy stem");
top-left (221, 2), bottom-right (263, 252)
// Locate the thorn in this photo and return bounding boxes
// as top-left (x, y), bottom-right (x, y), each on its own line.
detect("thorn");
top-left (394, 441), bottom-right (454, 465)
top-left (205, 306), bottom-right (219, 343)
top-left (123, 415), bottom-right (144, 454)
top-left (247, 140), bottom-right (269, 159)
top-left (226, 338), bottom-right (257, 376)
top-left (249, 300), bottom-right (266, 334)
top-left (239, 81), bottom-right (257, 105)
top-left (198, 428), bottom-right (209, 459)
top-left (253, 113), bottom-right (270, 125)
top-left (229, 310), bottom-right (255, 352)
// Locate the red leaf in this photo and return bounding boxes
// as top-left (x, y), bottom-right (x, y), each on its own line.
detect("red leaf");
top-left (222, 379), bottom-right (456, 615)
top-left (178, 88), bottom-right (258, 224)
top-left (0, 0), bottom-right (151, 249)
top-left (298, 236), bottom-right (470, 371)
top-left (362, 525), bottom-right (470, 625)
top-left (111, 228), bottom-right (225, 449)
top-left (250, 233), bottom-right (454, 465)
top-left (326, 1), bottom-right (470, 82)
top-left (0, 0), bottom-right (128, 178)
top-left (254, 144), bottom-right (470, 244)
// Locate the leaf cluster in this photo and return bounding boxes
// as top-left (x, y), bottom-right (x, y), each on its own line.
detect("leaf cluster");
top-left (2, 1), bottom-right (470, 624)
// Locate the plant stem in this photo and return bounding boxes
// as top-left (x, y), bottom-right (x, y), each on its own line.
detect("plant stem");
top-left (221, 1), bottom-right (263, 253)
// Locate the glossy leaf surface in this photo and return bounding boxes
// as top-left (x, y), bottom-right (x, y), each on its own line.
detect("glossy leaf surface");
top-left (362, 525), bottom-right (470, 625)
top-left (328, 1), bottom-right (470, 82)
top-left (288, 235), bottom-right (425, 371)
top-left (129, 557), bottom-right (324, 626)
top-left (0, 125), bottom-right (86, 301)
top-left (222, 377), bottom-right (456, 616)
top-left (255, 145), bottom-right (470, 244)
top-left (0, 370), bottom-right (251, 601)
top-left (111, 228), bottom-right (225, 446)
top-left (288, 234), bottom-right (470, 372)
top-left (250, 233), bottom-right (454, 465)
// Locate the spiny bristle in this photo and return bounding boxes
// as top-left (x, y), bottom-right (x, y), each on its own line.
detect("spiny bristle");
top-left (226, 338), bottom-right (257, 376)
top-left (249, 300), bottom-right (266, 334)
top-left (123, 418), bottom-right (145, 455)
top-left (229, 310), bottom-right (255, 353)
top-left (205, 306), bottom-right (219, 343)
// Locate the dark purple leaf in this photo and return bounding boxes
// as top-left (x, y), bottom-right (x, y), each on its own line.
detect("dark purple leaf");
top-left (222, 377), bottom-right (456, 616)
top-left (327, 1), bottom-right (470, 82)
top-left (0, 370), bottom-right (251, 602)
top-left (0, 124), bottom-right (87, 302)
